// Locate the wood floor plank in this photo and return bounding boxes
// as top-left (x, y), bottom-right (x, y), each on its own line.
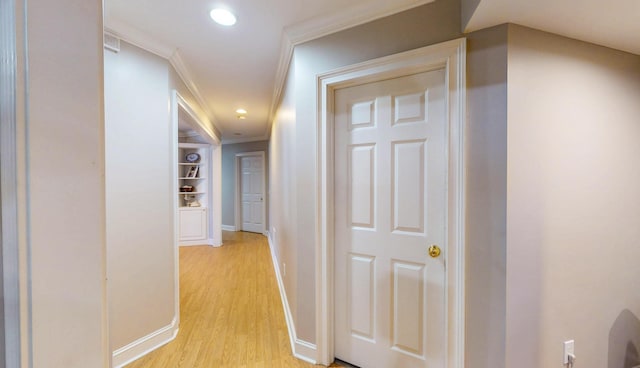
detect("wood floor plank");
top-left (124, 231), bottom-right (336, 368)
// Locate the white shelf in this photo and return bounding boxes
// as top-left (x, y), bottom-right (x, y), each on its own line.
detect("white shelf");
top-left (178, 143), bottom-right (210, 243)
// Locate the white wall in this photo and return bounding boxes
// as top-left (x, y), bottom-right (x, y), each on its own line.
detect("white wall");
top-left (269, 61), bottom-right (298, 327)
top-left (270, 0), bottom-right (462, 346)
top-left (25, 0), bottom-right (109, 366)
top-left (104, 41), bottom-right (176, 358)
top-left (506, 25), bottom-right (640, 368)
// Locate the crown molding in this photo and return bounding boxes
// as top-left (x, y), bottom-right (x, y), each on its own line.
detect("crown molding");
top-left (168, 50), bottom-right (219, 131)
top-left (266, 0), bottom-right (435, 138)
top-left (265, 34), bottom-right (295, 139)
top-left (104, 19), bottom-right (221, 139)
top-left (286, 0), bottom-right (434, 45)
top-left (221, 133), bottom-right (270, 145)
top-left (104, 20), bottom-right (173, 59)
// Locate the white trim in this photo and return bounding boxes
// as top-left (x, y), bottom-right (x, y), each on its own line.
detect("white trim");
top-left (316, 38), bottom-right (466, 367)
top-left (267, 0), bottom-right (435, 137)
top-left (112, 319), bottom-right (179, 368)
top-left (211, 145), bottom-right (223, 247)
top-left (266, 34), bottom-right (295, 137)
top-left (234, 151), bottom-right (267, 234)
top-left (169, 51), bottom-right (221, 139)
top-left (169, 92), bottom-right (181, 354)
top-left (103, 22), bottom-right (173, 59)
top-left (174, 91), bottom-right (220, 145)
top-left (221, 225), bottom-right (236, 232)
top-left (104, 23), bottom-right (222, 141)
top-left (1, 1), bottom-right (24, 364)
top-left (179, 239), bottom-right (215, 247)
top-left (174, 92), bottom-right (223, 251)
top-left (221, 134), bottom-right (270, 145)
top-left (169, 93), bottom-right (219, 364)
top-left (286, 0), bottom-right (434, 45)
top-left (109, 2), bottom-right (436, 144)
top-left (266, 233), bottom-right (317, 364)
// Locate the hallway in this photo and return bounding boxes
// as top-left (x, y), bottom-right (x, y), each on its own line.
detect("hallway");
top-left (126, 231), bottom-right (326, 368)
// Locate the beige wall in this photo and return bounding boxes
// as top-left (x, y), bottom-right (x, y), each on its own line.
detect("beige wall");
top-left (104, 41), bottom-right (176, 354)
top-left (506, 24), bottom-right (640, 368)
top-left (465, 24), bottom-right (508, 368)
top-left (25, 0), bottom-right (108, 366)
top-left (461, 0), bottom-right (482, 31)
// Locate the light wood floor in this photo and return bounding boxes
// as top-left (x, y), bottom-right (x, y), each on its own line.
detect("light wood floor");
top-left (126, 231), bottom-right (342, 368)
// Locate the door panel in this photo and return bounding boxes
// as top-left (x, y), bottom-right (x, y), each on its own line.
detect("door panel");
top-left (348, 254), bottom-right (376, 341)
top-left (335, 69), bottom-right (447, 368)
top-left (240, 155), bottom-right (264, 233)
top-left (349, 144), bottom-right (376, 228)
top-left (391, 261), bottom-right (425, 358)
top-left (392, 140), bottom-right (425, 234)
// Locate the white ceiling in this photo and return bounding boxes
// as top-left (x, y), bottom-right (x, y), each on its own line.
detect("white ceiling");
top-left (104, 0), bottom-right (432, 143)
top-left (464, 0), bottom-right (640, 55)
top-left (105, 0), bottom-right (639, 144)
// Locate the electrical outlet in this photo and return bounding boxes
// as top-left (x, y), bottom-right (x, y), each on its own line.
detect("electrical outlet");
top-left (563, 340), bottom-right (575, 365)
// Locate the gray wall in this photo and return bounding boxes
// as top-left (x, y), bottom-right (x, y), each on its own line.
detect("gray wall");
top-left (221, 141), bottom-right (270, 228)
top-left (465, 24), bottom-right (508, 368)
top-left (105, 40), bottom-right (176, 353)
top-left (464, 23), bottom-right (640, 368)
top-left (272, 0), bottom-right (463, 344)
top-left (505, 24), bottom-right (640, 368)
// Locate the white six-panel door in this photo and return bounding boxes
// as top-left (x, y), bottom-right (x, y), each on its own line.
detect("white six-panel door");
top-left (240, 155), bottom-right (264, 233)
top-left (334, 69), bottom-right (447, 368)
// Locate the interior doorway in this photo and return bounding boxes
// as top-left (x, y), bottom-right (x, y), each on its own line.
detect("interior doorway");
top-left (316, 39), bottom-right (466, 367)
top-left (173, 91), bottom-right (222, 247)
top-left (234, 151), bottom-right (266, 234)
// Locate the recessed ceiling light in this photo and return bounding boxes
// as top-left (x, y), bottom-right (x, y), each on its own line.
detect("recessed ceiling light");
top-left (235, 108), bottom-right (247, 114)
top-left (210, 8), bottom-right (236, 26)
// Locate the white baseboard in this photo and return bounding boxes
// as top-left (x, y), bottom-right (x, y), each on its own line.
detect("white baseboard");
top-left (179, 238), bottom-right (214, 247)
top-left (112, 318), bottom-right (178, 368)
top-left (221, 225), bottom-right (236, 231)
top-left (266, 233), bottom-right (317, 364)
top-left (295, 339), bottom-right (318, 364)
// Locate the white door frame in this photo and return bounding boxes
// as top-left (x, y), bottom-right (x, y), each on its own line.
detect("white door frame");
top-left (172, 92), bottom-right (223, 245)
top-left (316, 38), bottom-right (466, 367)
top-left (1, 0), bottom-right (23, 364)
top-left (170, 90), bottom-right (222, 328)
top-left (234, 151), bottom-right (267, 234)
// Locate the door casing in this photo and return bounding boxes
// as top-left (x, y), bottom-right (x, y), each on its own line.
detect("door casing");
top-left (234, 151), bottom-right (267, 234)
top-left (0, 0), bottom-right (24, 365)
top-left (316, 38), bottom-right (466, 367)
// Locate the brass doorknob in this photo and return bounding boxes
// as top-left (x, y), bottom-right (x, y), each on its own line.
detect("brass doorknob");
top-left (428, 245), bottom-right (441, 258)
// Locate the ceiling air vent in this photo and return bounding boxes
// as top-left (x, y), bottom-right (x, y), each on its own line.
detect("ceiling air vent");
top-left (104, 33), bottom-right (120, 53)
